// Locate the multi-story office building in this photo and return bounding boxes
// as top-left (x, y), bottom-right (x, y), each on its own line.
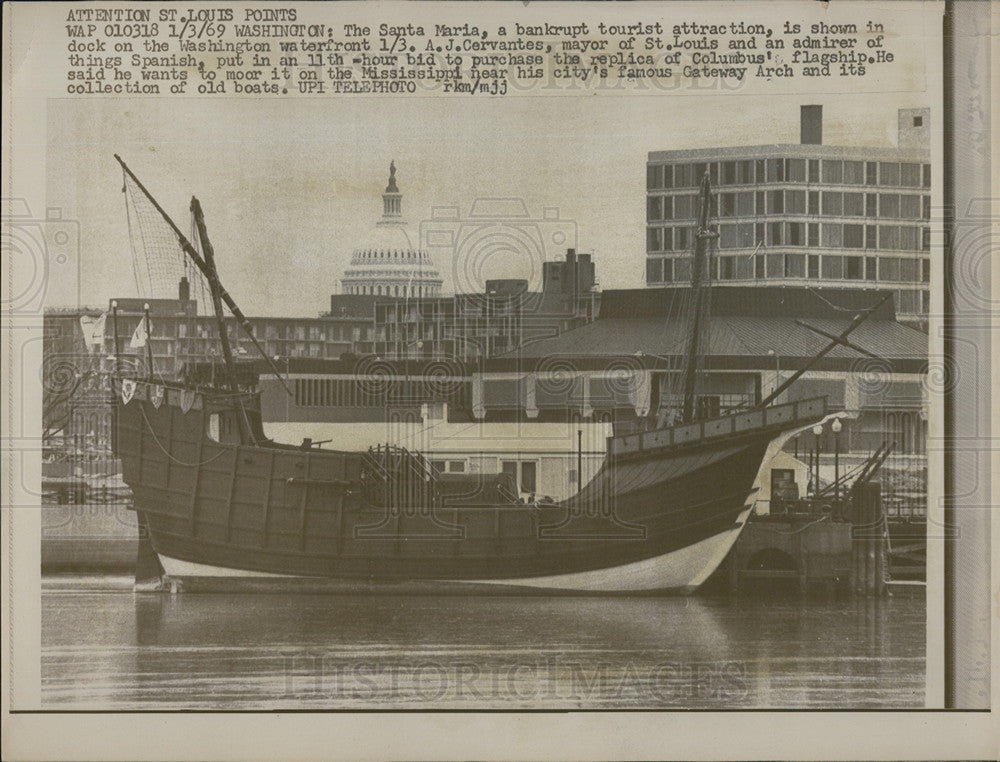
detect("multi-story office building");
top-left (646, 105), bottom-right (931, 324)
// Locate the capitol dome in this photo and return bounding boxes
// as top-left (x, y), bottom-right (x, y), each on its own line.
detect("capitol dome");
top-left (340, 161), bottom-right (444, 298)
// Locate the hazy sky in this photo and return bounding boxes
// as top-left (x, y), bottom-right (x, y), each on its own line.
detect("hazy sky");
top-left (47, 90), bottom-right (931, 316)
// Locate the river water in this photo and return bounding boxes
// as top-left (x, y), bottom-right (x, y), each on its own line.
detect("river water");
top-left (41, 576), bottom-right (925, 710)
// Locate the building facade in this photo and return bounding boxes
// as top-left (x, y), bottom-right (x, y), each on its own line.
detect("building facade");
top-left (105, 292), bottom-right (373, 379)
top-left (357, 249), bottom-right (600, 361)
top-left (339, 161), bottom-right (444, 299)
top-left (646, 105), bottom-right (932, 324)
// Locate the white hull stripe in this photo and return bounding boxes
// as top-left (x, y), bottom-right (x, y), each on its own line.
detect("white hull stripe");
top-left (157, 512), bottom-right (749, 593)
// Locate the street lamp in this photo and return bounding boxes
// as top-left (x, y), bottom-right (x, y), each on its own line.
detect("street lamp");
top-left (831, 418), bottom-right (843, 501)
top-left (812, 423), bottom-right (824, 497)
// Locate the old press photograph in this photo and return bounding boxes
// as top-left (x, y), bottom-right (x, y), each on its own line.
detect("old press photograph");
top-left (3, 0), bottom-right (997, 759)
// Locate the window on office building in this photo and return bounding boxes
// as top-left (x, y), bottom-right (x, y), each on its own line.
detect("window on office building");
top-left (787, 222), bottom-right (805, 246)
top-left (720, 224), bottom-right (738, 249)
top-left (647, 228), bottom-right (661, 251)
top-left (897, 290), bottom-right (919, 315)
top-left (922, 164), bottom-right (931, 188)
top-left (656, 196), bottom-right (672, 220)
top-left (721, 161), bottom-right (737, 185)
top-left (866, 257), bottom-right (878, 281)
top-left (880, 162), bottom-right (900, 186)
top-left (646, 258), bottom-right (662, 282)
top-left (843, 161), bottom-right (865, 184)
top-left (674, 194), bottom-right (694, 219)
top-left (674, 257), bottom-right (692, 282)
top-left (844, 224), bottom-right (864, 249)
top-left (921, 226), bottom-right (931, 251)
top-left (866, 162), bottom-right (878, 185)
top-left (880, 225), bottom-right (901, 250)
top-left (900, 195), bottom-right (921, 219)
top-left (845, 256), bottom-right (864, 280)
top-left (737, 191), bottom-right (755, 216)
top-left (736, 254), bottom-right (754, 279)
top-left (822, 223), bottom-right (843, 247)
top-left (663, 258), bottom-right (674, 283)
top-left (822, 192), bottom-right (843, 216)
top-left (661, 227), bottom-right (674, 251)
top-left (785, 253), bottom-right (806, 278)
top-left (768, 221), bottom-right (784, 245)
top-left (822, 160), bottom-right (843, 183)
top-left (694, 162), bottom-right (718, 184)
top-left (808, 254), bottom-right (819, 278)
top-left (899, 226), bottom-right (919, 251)
top-left (866, 225), bottom-right (877, 249)
top-left (844, 192), bottom-right (864, 216)
top-left (720, 193), bottom-right (736, 217)
top-left (787, 159), bottom-right (806, 182)
top-left (755, 191), bottom-right (765, 215)
top-left (768, 190), bottom-right (784, 214)
top-left (866, 193), bottom-right (878, 217)
top-left (738, 160), bottom-right (755, 184)
top-left (899, 258), bottom-right (918, 282)
top-left (808, 159), bottom-right (820, 183)
top-left (755, 254), bottom-right (765, 278)
top-left (808, 191), bottom-right (820, 215)
top-left (766, 254), bottom-right (784, 278)
top-left (675, 227), bottom-right (689, 251)
top-left (900, 163), bottom-right (921, 187)
top-left (766, 158), bottom-right (785, 182)
top-left (822, 256), bottom-right (844, 279)
top-left (808, 223), bottom-right (819, 246)
top-left (786, 190), bottom-right (806, 214)
top-left (921, 259), bottom-right (930, 283)
top-left (718, 256), bottom-right (736, 280)
top-left (880, 257), bottom-right (900, 280)
top-left (737, 223), bottom-right (755, 248)
top-left (647, 196), bottom-right (662, 221)
top-left (879, 194), bottom-right (900, 218)
top-left (647, 165), bottom-right (662, 190)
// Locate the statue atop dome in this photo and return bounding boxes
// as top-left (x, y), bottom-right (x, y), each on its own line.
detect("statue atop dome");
top-left (385, 160), bottom-right (399, 194)
top-left (382, 160), bottom-right (402, 218)
top-left (339, 160), bottom-right (444, 299)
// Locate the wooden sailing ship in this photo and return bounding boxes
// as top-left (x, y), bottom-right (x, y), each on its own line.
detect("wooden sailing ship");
top-left (110, 157), bottom-right (874, 593)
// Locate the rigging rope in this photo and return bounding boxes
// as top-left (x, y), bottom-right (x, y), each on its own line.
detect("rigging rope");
top-left (138, 404), bottom-right (228, 467)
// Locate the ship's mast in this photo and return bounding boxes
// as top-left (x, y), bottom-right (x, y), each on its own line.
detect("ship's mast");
top-left (115, 155), bottom-right (291, 395)
top-left (680, 172), bottom-right (717, 423)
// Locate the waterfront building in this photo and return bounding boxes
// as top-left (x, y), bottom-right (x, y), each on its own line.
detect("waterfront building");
top-left (354, 249), bottom-right (599, 361)
top-left (645, 105), bottom-right (932, 324)
top-left (105, 283), bottom-right (374, 379)
top-left (250, 286), bottom-right (927, 508)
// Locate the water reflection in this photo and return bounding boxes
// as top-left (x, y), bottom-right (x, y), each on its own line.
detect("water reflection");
top-left (42, 581), bottom-right (924, 709)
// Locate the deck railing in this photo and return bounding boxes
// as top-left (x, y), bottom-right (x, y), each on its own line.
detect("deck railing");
top-left (610, 397), bottom-right (828, 457)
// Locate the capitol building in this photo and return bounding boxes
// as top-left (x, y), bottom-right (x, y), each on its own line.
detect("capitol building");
top-left (340, 161), bottom-right (444, 298)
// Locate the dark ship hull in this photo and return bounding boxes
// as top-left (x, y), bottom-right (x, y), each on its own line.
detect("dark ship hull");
top-left (115, 380), bottom-right (828, 592)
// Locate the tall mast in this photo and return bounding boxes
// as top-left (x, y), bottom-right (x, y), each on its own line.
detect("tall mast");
top-left (191, 198), bottom-right (239, 395)
top-left (115, 155), bottom-right (291, 395)
top-left (680, 172), bottom-right (716, 423)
